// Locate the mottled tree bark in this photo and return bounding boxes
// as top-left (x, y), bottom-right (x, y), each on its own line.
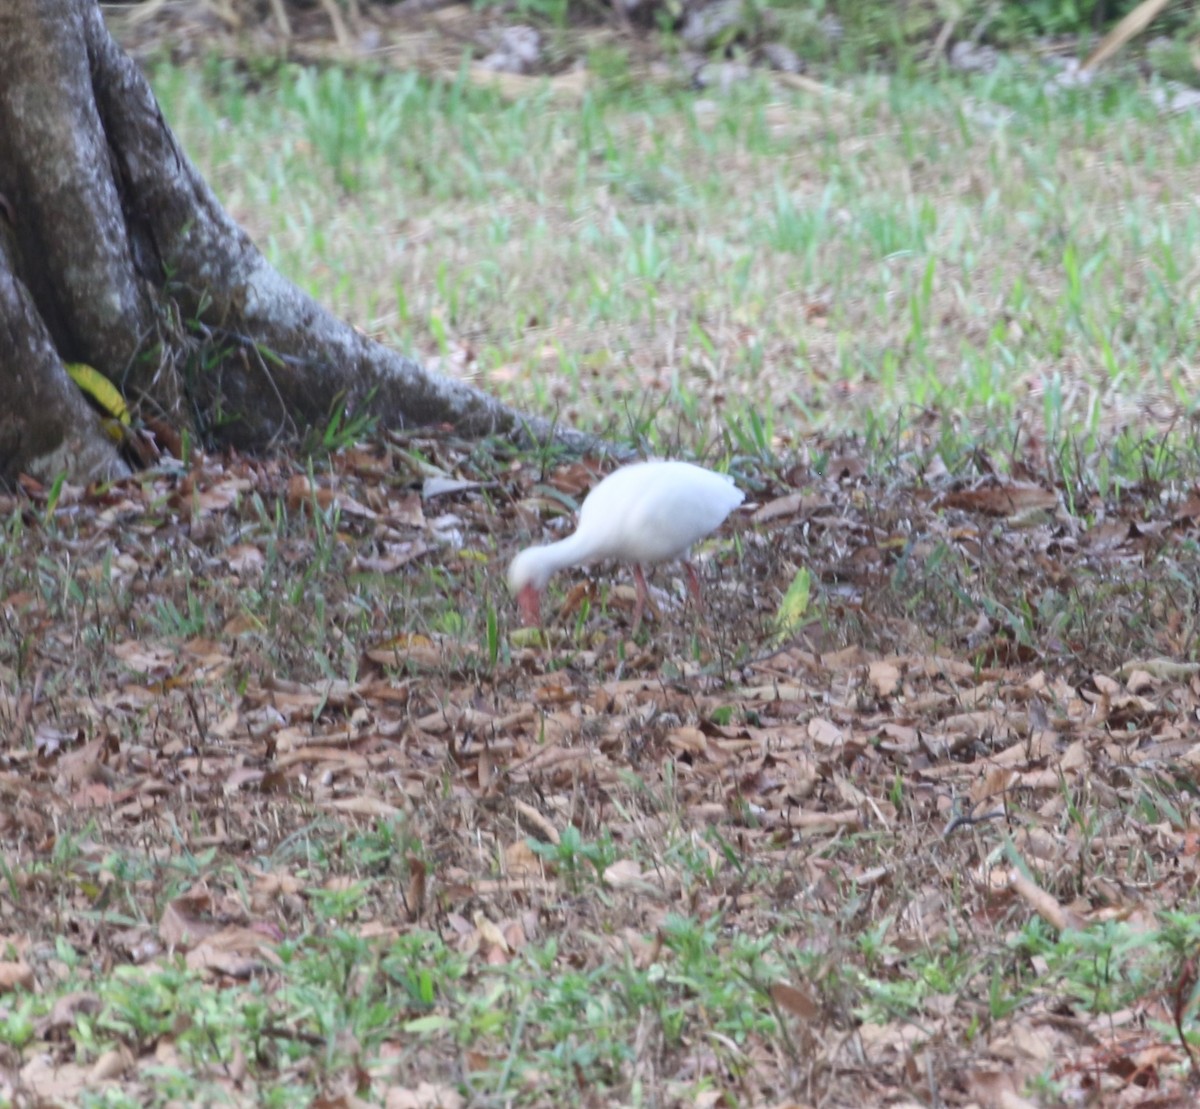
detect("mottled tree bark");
top-left (0, 223), bottom-right (130, 484)
top-left (0, 0), bottom-right (585, 487)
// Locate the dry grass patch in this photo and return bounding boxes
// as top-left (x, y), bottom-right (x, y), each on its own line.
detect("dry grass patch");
top-left (145, 59), bottom-right (1200, 455)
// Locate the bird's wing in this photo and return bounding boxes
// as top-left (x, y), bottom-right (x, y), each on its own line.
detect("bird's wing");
top-left (622, 468), bottom-right (743, 562)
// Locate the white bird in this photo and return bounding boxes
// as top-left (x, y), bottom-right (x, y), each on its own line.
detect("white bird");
top-left (508, 460), bottom-right (744, 631)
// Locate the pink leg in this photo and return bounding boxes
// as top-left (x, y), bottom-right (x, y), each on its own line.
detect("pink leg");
top-left (628, 564), bottom-right (657, 633)
top-left (632, 564), bottom-right (649, 633)
top-left (684, 561), bottom-right (704, 611)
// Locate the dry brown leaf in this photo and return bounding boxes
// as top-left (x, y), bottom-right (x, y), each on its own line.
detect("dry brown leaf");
top-left (354, 540), bottom-right (429, 573)
top-left (504, 840), bottom-right (542, 878)
top-left (668, 725), bottom-right (714, 756)
top-left (0, 961), bottom-right (33, 992)
top-left (807, 718), bottom-right (844, 747)
top-left (111, 640), bottom-right (178, 674)
top-left (780, 808), bottom-right (860, 832)
top-left (512, 800), bottom-right (558, 843)
top-left (159, 890), bottom-right (220, 951)
top-left (603, 858), bottom-right (670, 897)
top-left (936, 483), bottom-right (1057, 517)
top-left (473, 913), bottom-right (509, 965)
top-left (225, 543), bottom-right (265, 574)
top-left (971, 767), bottom-right (1018, 806)
top-left (1116, 657), bottom-right (1200, 681)
top-left (155, 1037), bottom-right (184, 1068)
top-left (252, 870), bottom-right (304, 896)
top-left (385, 1082), bottom-right (465, 1109)
top-left (38, 991), bottom-right (102, 1037)
top-left (366, 633), bottom-right (442, 669)
top-left (286, 474), bottom-right (332, 511)
top-left (770, 981), bottom-right (820, 1021)
top-left (821, 645), bottom-right (872, 671)
top-left (186, 944), bottom-right (261, 977)
top-left (1082, 0), bottom-right (1173, 71)
top-left (966, 1068), bottom-right (1039, 1109)
top-left (773, 70), bottom-right (851, 101)
top-left (1009, 870), bottom-right (1087, 933)
top-left (406, 856), bottom-right (427, 920)
top-left (869, 660), bottom-right (901, 697)
top-left (326, 796), bottom-right (405, 819)
top-left (89, 1045), bottom-right (134, 1081)
top-left (55, 740), bottom-right (113, 789)
top-left (463, 64), bottom-right (589, 102)
top-left (19, 1056), bottom-right (92, 1102)
top-left (752, 492), bottom-right (833, 523)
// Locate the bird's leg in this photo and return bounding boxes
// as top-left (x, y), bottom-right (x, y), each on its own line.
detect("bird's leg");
top-left (684, 561), bottom-right (704, 612)
top-left (632, 564), bottom-right (650, 633)
top-left (517, 583), bottom-right (542, 627)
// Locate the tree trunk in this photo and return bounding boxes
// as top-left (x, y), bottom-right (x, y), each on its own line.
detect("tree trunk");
top-left (0, 0), bottom-right (584, 487)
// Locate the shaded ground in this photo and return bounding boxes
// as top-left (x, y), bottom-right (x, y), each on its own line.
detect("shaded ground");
top-left (4, 434), bottom-right (1200, 1104)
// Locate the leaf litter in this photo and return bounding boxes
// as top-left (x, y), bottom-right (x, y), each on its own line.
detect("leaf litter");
top-left (3, 433), bottom-right (1200, 1104)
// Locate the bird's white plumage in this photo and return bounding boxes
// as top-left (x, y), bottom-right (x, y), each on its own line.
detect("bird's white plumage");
top-left (574, 460), bottom-right (743, 565)
top-left (508, 460), bottom-right (744, 608)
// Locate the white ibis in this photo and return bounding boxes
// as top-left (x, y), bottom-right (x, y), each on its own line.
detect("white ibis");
top-left (508, 460), bottom-right (744, 631)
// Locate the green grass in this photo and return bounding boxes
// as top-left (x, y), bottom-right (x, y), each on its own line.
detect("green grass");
top-left (149, 56), bottom-right (1200, 467)
top-left (9, 815), bottom-right (1200, 1104)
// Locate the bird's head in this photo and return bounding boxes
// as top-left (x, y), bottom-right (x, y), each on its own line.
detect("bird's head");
top-left (508, 547), bottom-right (548, 626)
